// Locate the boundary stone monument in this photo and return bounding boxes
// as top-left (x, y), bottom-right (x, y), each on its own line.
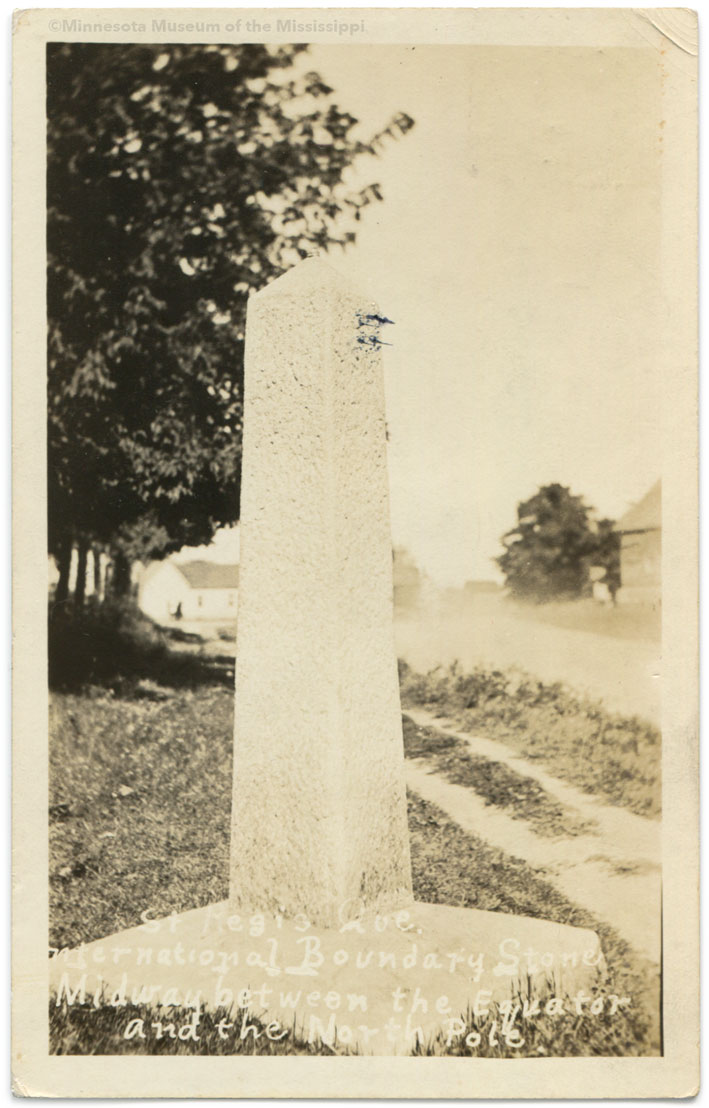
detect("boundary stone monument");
top-left (49, 259), bottom-right (605, 1056)
top-left (229, 259), bottom-right (412, 926)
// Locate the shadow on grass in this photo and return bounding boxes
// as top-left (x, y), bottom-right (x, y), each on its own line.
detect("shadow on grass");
top-left (48, 599), bottom-right (234, 694)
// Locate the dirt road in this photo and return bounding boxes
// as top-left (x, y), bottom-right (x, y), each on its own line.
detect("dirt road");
top-left (395, 595), bottom-right (661, 725)
top-left (404, 707), bottom-right (661, 964)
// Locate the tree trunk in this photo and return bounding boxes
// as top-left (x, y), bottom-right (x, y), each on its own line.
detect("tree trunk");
top-left (54, 540), bottom-right (72, 606)
top-left (92, 545), bottom-right (102, 601)
top-left (74, 541), bottom-right (88, 611)
top-left (110, 550), bottom-right (132, 598)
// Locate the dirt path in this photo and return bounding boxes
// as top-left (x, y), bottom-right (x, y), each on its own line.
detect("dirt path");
top-left (404, 707), bottom-right (661, 965)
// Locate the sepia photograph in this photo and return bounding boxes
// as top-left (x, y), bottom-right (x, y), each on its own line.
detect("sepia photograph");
top-left (12, 7), bottom-right (698, 1099)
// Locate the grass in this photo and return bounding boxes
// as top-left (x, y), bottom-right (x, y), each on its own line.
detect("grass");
top-left (48, 606), bottom-right (660, 1056)
top-left (49, 789), bottom-right (659, 1056)
top-left (48, 600), bottom-right (234, 693)
top-left (50, 683), bottom-right (234, 950)
top-left (406, 791), bottom-right (657, 1046)
top-left (399, 661), bottom-right (661, 819)
top-left (51, 974), bottom-right (651, 1058)
top-left (402, 716), bottom-right (594, 838)
top-left (50, 1002), bottom-right (327, 1056)
top-left (49, 788), bottom-right (659, 1057)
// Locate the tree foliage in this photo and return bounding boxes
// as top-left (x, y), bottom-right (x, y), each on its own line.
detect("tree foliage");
top-left (47, 43), bottom-right (414, 596)
top-left (497, 484), bottom-right (618, 602)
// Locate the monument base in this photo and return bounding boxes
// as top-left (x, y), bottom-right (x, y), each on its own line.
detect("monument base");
top-left (50, 900), bottom-right (605, 1056)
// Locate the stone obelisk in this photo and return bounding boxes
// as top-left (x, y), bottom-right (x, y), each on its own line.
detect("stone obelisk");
top-left (229, 258), bottom-right (412, 927)
top-left (49, 258), bottom-right (606, 1062)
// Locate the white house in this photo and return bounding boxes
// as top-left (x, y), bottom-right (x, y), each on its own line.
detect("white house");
top-left (138, 559), bottom-right (239, 624)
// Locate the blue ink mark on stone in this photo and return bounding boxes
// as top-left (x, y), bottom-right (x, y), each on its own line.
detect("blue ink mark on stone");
top-left (357, 334), bottom-right (392, 347)
top-left (355, 310), bottom-right (395, 329)
top-left (355, 309), bottom-right (395, 348)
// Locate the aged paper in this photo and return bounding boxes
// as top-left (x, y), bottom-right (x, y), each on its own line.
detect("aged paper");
top-left (13, 7), bottom-right (698, 1098)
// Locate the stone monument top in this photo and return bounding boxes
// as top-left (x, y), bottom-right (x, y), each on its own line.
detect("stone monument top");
top-left (252, 255), bottom-right (356, 300)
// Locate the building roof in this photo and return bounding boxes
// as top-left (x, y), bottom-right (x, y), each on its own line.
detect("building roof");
top-left (616, 480), bottom-right (661, 533)
top-left (175, 561), bottom-right (239, 589)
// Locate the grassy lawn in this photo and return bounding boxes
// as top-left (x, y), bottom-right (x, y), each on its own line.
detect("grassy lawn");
top-left (50, 684), bottom-right (234, 950)
top-left (399, 661), bottom-right (661, 819)
top-left (50, 780), bottom-right (659, 1056)
top-left (50, 703), bottom-right (660, 1049)
top-left (48, 606), bottom-right (660, 1055)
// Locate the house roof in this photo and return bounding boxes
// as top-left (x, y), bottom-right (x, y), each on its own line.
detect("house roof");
top-left (617, 480), bottom-right (661, 533)
top-left (175, 561), bottom-right (239, 589)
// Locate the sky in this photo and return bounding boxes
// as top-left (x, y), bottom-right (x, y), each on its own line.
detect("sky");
top-left (187, 43), bottom-right (664, 587)
top-left (299, 44), bottom-right (664, 587)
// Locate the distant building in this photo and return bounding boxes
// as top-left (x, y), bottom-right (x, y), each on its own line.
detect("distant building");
top-left (393, 547), bottom-right (423, 611)
top-left (616, 480), bottom-right (661, 607)
top-left (138, 559), bottom-right (239, 624)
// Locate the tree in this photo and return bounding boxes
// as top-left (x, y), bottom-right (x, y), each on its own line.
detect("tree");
top-left (496, 484), bottom-right (601, 602)
top-left (47, 43), bottom-right (414, 597)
